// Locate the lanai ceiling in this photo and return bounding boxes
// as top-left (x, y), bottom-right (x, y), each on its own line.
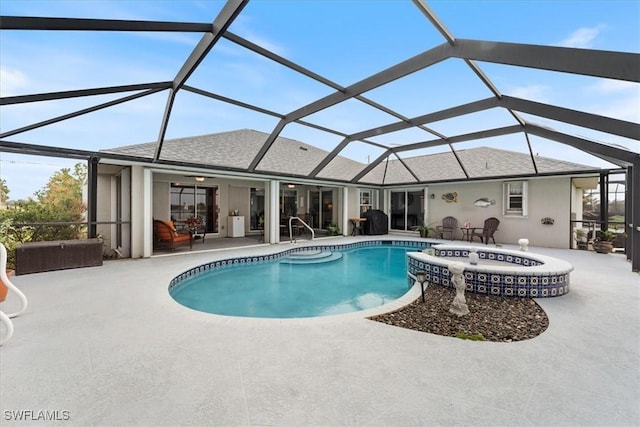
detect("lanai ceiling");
top-left (0, 0), bottom-right (638, 187)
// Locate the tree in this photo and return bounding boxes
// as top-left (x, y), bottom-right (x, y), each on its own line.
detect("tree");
top-left (0, 179), bottom-right (9, 204)
top-left (0, 163), bottom-right (88, 259)
top-left (35, 163), bottom-right (87, 218)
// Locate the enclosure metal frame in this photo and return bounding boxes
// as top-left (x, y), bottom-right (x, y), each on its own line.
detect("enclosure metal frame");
top-left (0, 0), bottom-right (638, 269)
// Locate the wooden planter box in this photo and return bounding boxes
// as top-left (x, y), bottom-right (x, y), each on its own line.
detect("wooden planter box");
top-left (16, 239), bottom-right (103, 275)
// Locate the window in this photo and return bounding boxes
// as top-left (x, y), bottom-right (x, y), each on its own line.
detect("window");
top-left (358, 189), bottom-right (377, 216)
top-left (503, 181), bottom-right (528, 217)
top-left (170, 184), bottom-right (219, 232)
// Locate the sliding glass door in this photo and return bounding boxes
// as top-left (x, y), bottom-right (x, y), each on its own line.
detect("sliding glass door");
top-left (250, 188), bottom-right (265, 231)
top-left (170, 185), bottom-right (219, 233)
top-left (390, 189), bottom-right (425, 231)
top-left (309, 189), bottom-right (334, 229)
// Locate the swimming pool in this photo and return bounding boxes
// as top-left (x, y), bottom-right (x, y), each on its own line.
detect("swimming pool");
top-left (169, 241), bottom-right (429, 318)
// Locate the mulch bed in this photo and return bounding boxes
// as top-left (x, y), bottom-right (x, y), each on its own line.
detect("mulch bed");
top-left (369, 284), bottom-right (549, 342)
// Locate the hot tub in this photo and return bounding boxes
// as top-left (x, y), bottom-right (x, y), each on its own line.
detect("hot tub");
top-left (407, 244), bottom-right (574, 298)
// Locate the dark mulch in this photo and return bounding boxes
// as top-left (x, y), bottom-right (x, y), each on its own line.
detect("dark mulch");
top-left (369, 285), bottom-right (549, 342)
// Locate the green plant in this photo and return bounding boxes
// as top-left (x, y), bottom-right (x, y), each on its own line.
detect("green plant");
top-left (0, 218), bottom-right (18, 270)
top-left (598, 229), bottom-right (616, 242)
top-left (455, 332), bottom-right (486, 341)
top-left (327, 223), bottom-right (341, 236)
top-left (416, 224), bottom-right (435, 238)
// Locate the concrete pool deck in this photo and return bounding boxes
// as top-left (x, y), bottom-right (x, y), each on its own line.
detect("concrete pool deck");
top-left (1, 235), bottom-right (638, 426)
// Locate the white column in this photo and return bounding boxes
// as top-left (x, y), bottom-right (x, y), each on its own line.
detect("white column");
top-left (129, 166), bottom-right (144, 258)
top-left (129, 166), bottom-right (152, 258)
top-left (424, 186), bottom-right (430, 225)
top-left (268, 180), bottom-right (279, 244)
top-left (143, 169), bottom-right (153, 257)
top-left (342, 186), bottom-right (349, 236)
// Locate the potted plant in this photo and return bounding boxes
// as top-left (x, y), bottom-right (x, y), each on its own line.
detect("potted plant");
top-left (416, 224), bottom-right (435, 238)
top-left (593, 229), bottom-right (616, 254)
top-left (326, 223), bottom-right (341, 236)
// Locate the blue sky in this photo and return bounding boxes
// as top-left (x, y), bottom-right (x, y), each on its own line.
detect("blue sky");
top-left (0, 0), bottom-right (638, 199)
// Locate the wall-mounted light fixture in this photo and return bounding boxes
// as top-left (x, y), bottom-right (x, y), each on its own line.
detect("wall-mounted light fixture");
top-left (194, 176), bottom-right (205, 182)
top-left (287, 184), bottom-right (295, 188)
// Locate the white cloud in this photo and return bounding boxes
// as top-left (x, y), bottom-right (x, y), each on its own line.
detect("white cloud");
top-left (586, 79), bottom-right (640, 123)
top-left (134, 31), bottom-right (202, 47)
top-left (594, 95), bottom-right (640, 123)
top-left (507, 84), bottom-right (551, 103)
top-left (589, 79), bottom-right (637, 94)
top-left (243, 32), bottom-right (288, 58)
top-left (229, 11), bottom-right (288, 57)
top-left (0, 66), bottom-right (29, 97)
top-left (558, 25), bottom-right (606, 48)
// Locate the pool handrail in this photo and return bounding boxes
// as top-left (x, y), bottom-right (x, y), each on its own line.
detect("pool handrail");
top-left (289, 216), bottom-right (314, 242)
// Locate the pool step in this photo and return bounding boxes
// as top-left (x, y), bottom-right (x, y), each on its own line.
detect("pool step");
top-left (280, 251), bottom-right (343, 264)
top-left (285, 250), bottom-right (332, 260)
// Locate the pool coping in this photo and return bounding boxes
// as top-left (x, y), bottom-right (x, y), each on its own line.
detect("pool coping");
top-left (168, 239), bottom-right (433, 321)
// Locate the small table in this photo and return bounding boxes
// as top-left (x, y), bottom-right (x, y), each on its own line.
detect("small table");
top-left (349, 218), bottom-right (367, 236)
top-left (191, 226), bottom-right (206, 244)
top-left (460, 227), bottom-right (473, 242)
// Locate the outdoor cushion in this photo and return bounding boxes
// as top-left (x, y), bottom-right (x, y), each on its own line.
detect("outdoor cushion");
top-left (154, 220), bottom-right (192, 251)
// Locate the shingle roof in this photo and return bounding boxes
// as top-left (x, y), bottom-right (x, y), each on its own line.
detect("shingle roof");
top-left (102, 129), bottom-right (595, 184)
top-left (102, 129), bottom-right (363, 176)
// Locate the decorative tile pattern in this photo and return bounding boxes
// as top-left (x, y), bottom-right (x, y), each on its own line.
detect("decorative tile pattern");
top-left (408, 247), bottom-right (572, 298)
top-left (433, 248), bottom-right (543, 266)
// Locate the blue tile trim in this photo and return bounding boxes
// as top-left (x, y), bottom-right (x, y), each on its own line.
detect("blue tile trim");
top-left (408, 252), bottom-right (571, 298)
top-left (168, 239), bottom-right (432, 292)
top-left (432, 248), bottom-right (543, 266)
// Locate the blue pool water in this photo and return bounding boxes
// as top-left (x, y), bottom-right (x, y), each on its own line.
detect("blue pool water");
top-left (170, 245), bottom-right (420, 318)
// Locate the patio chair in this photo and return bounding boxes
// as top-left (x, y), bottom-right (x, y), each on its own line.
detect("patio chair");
top-left (153, 220), bottom-right (193, 251)
top-left (470, 217), bottom-right (500, 245)
top-left (436, 216), bottom-right (458, 240)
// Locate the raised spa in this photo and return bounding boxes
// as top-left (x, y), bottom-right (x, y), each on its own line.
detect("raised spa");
top-left (407, 244), bottom-right (574, 298)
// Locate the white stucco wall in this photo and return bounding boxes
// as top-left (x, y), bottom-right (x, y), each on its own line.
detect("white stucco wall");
top-left (427, 177), bottom-right (573, 248)
top-left (95, 174), bottom-right (113, 246)
top-left (153, 182), bottom-right (170, 221)
top-left (97, 162), bottom-right (583, 256)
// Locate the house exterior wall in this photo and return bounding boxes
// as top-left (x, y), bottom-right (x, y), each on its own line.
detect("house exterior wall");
top-left (221, 179), bottom-right (264, 236)
top-left (153, 182), bottom-right (170, 221)
top-left (427, 177), bottom-right (572, 248)
top-left (96, 161), bottom-right (583, 256)
top-left (95, 174), bottom-right (113, 247)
